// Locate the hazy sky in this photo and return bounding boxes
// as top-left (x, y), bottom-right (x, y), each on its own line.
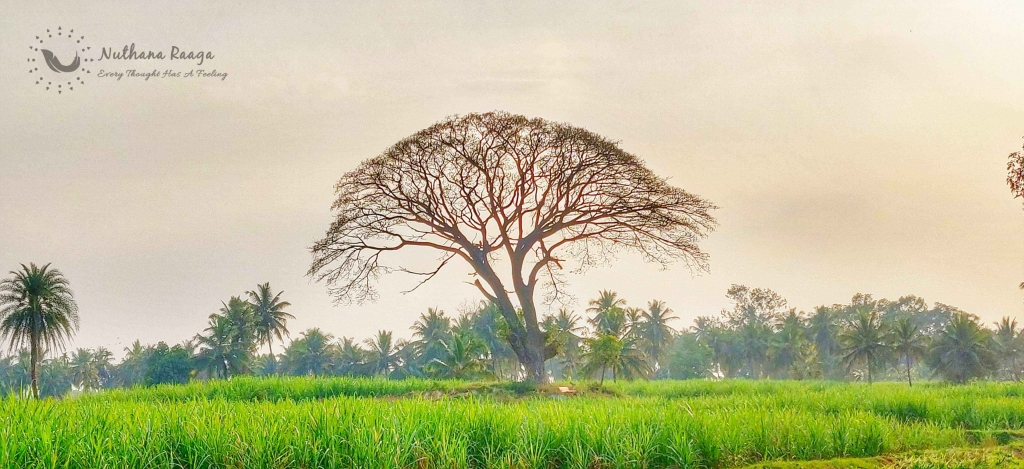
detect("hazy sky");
top-left (2, 1), bottom-right (1023, 357)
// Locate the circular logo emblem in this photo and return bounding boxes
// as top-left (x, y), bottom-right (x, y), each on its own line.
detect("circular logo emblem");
top-left (27, 26), bottom-right (93, 94)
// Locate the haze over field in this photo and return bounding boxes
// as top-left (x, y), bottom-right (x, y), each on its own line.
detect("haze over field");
top-left (1, 1), bottom-right (1023, 356)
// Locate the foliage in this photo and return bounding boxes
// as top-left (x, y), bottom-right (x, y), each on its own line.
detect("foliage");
top-left (926, 313), bottom-right (997, 384)
top-left (144, 342), bottom-right (192, 386)
top-left (0, 279), bottom-right (1018, 397)
top-left (280, 328), bottom-right (337, 376)
top-left (841, 311), bottom-right (891, 384)
top-left (11, 377), bottom-right (1024, 467)
top-left (0, 263), bottom-right (79, 398)
top-left (666, 333), bottom-right (713, 379)
top-left (246, 282), bottom-right (293, 365)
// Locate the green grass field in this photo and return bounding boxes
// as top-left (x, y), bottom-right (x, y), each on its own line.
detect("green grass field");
top-left (3, 378), bottom-right (1024, 468)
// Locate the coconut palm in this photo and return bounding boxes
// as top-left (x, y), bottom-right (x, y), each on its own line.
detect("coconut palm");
top-left (70, 348), bottom-right (101, 390)
top-left (194, 314), bottom-right (234, 379)
top-left (637, 300), bottom-right (679, 373)
top-left (471, 302), bottom-right (515, 378)
top-left (541, 308), bottom-right (586, 379)
top-left (889, 316), bottom-right (926, 386)
top-left (693, 316), bottom-right (731, 377)
top-left (428, 332), bottom-right (488, 379)
top-left (391, 340), bottom-right (422, 379)
top-left (994, 317), bottom-right (1022, 381)
top-left (194, 297), bottom-right (256, 380)
top-left (549, 309), bottom-right (586, 342)
top-left (624, 307), bottom-right (645, 336)
top-left (808, 306), bottom-right (839, 376)
top-left (770, 310), bottom-right (811, 379)
top-left (221, 296), bottom-right (257, 375)
top-left (588, 290), bottom-right (627, 336)
top-left (581, 334), bottom-right (650, 384)
top-left (246, 283), bottom-right (293, 365)
top-left (282, 328), bottom-right (336, 376)
top-left (124, 340), bottom-right (146, 362)
top-left (118, 340), bottom-right (148, 387)
top-left (560, 346), bottom-right (585, 380)
top-left (927, 313), bottom-right (996, 384)
top-left (336, 337), bottom-right (368, 376)
top-left (839, 310), bottom-right (889, 384)
top-left (365, 330), bottom-right (399, 378)
top-left (411, 308), bottom-right (451, 366)
top-left (738, 320), bottom-right (773, 379)
top-left (0, 263), bottom-right (80, 398)
top-left (92, 347), bottom-right (113, 387)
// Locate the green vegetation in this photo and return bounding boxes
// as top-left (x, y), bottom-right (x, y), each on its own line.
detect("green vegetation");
top-left (0, 263), bottom-right (79, 398)
top-left (741, 444), bottom-right (1024, 468)
top-left (1, 283), bottom-right (1022, 398)
top-left (5, 377), bottom-right (1024, 467)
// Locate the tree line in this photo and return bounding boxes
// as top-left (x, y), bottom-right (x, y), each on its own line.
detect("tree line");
top-left (1, 262), bottom-right (1018, 398)
top-left (684, 285), bottom-right (1006, 385)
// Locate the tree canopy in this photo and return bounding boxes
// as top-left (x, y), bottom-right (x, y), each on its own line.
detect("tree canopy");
top-left (309, 112), bottom-right (717, 380)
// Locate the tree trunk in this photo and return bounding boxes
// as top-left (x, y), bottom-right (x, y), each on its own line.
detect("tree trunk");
top-left (493, 300), bottom-right (544, 382)
top-left (268, 341), bottom-right (276, 373)
top-left (599, 365), bottom-right (606, 385)
top-left (513, 282), bottom-right (547, 383)
top-left (30, 331), bottom-right (39, 399)
top-left (468, 253), bottom-right (548, 383)
top-left (906, 355), bottom-right (913, 387)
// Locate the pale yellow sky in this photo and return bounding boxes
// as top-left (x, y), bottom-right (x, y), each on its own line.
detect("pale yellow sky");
top-left (1, 1), bottom-right (1022, 355)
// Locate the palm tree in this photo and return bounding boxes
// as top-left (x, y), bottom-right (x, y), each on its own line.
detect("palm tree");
top-left (637, 300), bottom-right (679, 373)
top-left (119, 340), bottom-right (148, 387)
top-left (194, 297), bottom-right (255, 380)
top-left (549, 309), bottom-right (586, 342)
top-left (195, 314), bottom-right (233, 379)
top-left (588, 290), bottom-right (627, 336)
top-left (624, 307), bottom-right (645, 336)
top-left (471, 302), bottom-right (515, 379)
top-left (580, 334), bottom-right (650, 384)
top-left (770, 310), bottom-right (810, 379)
top-left (693, 316), bottom-right (729, 377)
top-left (411, 308), bottom-right (451, 366)
top-left (365, 330), bottom-right (399, 378)
top-left (542, 308), bottom-right (586, 379)
top-left (92, 347), bottom-right (113, 388)
top-left (221, 296), bottom-right (257, 369)
top-left (808, 307), bottom-right (839, 376)
top-left (994, 317), bottom-right (1021, 381)
top-left (927, 313), bottom-right (996, 384)
top-left (391, 339), bottom-right (422, 379)
top-left (428, 332), bottom-right (488, 379)
top-left (221, 296), bottom-right (257, 375)
top-left (336, 337), bottom-right (368, 376)
top-left (70, 348), bottom-right (100, 390)
top-left (840, 310), bottom-right (889, 384)
top-left (246, 283), bottom-right (293, 366)
top-left (738, 320), bottom-right (772, 379)
top-left (0, 263), bottom-right (80, 398)
top-left (282, 328), bottom-right (336, 376)
top-left (124, 340), bottom-right (146, 362)
top-left (889, 316), bottom-right (926, 386)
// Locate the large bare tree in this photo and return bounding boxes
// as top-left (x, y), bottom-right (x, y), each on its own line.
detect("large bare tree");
top-left (1008, 143), bottom-right (1024, 290)
top-left (1008, 142), bottom-right (1024, 202)
top-left (309, 112), bottom-right (716, 381)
